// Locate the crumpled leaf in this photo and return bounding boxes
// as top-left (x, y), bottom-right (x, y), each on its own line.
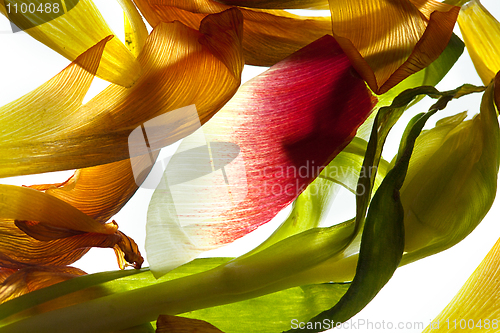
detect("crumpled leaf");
top-left (0, 185), bottom-right (143, 269)
top-left (0, 36), bottom-right (107, 178)
top-left (0, 222), bottom-right (117, 269)
top-left (0, 0), bottom-right (141, 87)
top-left (356, 32), bottom-right (464, 141)
top-left (0, 8), bottom-right (244, 178)
top-left (0, 185), bottom-right (116, 235)
top-left (330, 0), bottom-right (460, 94)
top-left (458, 0), bottom-right (500, 85)
top-left (0, 269), bottom-right (15, 284)
top-left (133, 0), bottom-right (332, 66)
top-left (443, 0), bottom-right (471, 5)
top-left (376, 32), bottom-right (465, 107)
top-left (25, 155), bottom-right (158, 224)
top-left (146, 34), bottom-right (375, 277)
top-left (113, 231), bottom-right (144, 270)
top-left (0, 266), bottom-right (86, 304)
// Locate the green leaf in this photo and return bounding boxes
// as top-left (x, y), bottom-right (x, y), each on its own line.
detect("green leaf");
top-left (283, 108), bottom-right (438, 333)
top-left (394, 113), bottom-right (424, 165)
top-left (0, 269), bottom-right (143, 323)
top-left (183, 283), bottom-right (350, 333)
top-left (0, 88), bottom-right (487, 333)
top-left (354, 88), bottom-right (426, 240)
top-left (0, 258), bottom-right (231, 325)
top-left (0, 223), bottom-right (357, 332)
top-left (275, 84), bottom-right (488, 332)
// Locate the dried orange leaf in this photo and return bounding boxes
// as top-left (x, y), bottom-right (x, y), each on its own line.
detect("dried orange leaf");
top-left (134, 0), bottom-right (332, 66)
top-left (330, 0), bottom-right (459, 94)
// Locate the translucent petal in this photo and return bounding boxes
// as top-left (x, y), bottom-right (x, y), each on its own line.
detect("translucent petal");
top-left (422, 236), bottom-right (500, 332)
top-left (458, 0), bottom-right (500, 85)
top-left (146, 35), bottom-right (374, 276)
top-left (0, 0), bottom-right (141, 87)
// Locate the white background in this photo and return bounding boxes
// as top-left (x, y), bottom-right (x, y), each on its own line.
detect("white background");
top-left (1, 1), bottom-right (500, 332)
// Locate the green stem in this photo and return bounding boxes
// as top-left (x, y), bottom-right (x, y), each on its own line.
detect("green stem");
top-left (0, 224), bottom-right (355, 332)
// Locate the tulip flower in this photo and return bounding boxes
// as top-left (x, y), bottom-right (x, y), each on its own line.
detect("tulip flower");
top-left (0, 0), bottom-right (495, 332)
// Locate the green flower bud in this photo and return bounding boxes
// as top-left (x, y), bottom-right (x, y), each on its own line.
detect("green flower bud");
top-left (401, 84), bottom-right (499, 265)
